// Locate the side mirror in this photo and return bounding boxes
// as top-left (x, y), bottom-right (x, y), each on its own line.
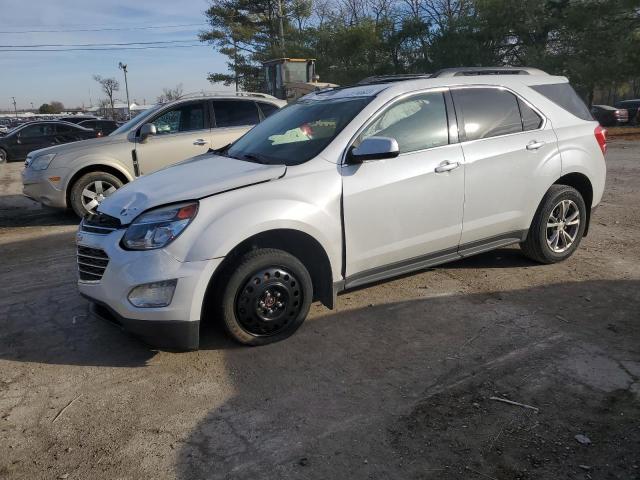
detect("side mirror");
top-left (139, 123), bottom-right (157, 142)
top-left (348, 136), bottom-right (399, 164)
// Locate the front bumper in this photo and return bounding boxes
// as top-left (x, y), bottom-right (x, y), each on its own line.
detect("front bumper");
top-left (21, 167), bottom-right (68, 208)
top-left (76, 228), bottom-right (223, 351)
top-left (84, 297), bottom-right (200, 351)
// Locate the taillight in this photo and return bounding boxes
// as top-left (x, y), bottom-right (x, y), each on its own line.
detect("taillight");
top-left (594, 125), bottom-right (607, 155)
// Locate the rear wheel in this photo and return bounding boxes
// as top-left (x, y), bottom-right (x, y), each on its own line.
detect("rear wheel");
top-left (218, 248), bottom-right (313, 346)
top-left (0, 148), bottom-right (7, 163)
top-left (520, 185), bottom-right (587, 264)
top-left (69, 171), bottom-right (123, 217)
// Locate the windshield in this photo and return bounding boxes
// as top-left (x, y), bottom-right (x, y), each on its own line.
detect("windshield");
top-left (226, 96), bottom-right (373, 166)
top-left (109, 104), bottom-right (163, 136)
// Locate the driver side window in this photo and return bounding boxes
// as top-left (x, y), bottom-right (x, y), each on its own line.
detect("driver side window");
top-left (357, 92), bottom-right (449, 154)
top-left (152, 102), bottom-right (206, 135)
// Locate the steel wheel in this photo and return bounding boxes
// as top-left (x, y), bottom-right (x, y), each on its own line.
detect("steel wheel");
top-left (546, 199), bottom-right (580, 253)
top-left (234, 266), bottom-right (303, 337)
top-left (81, 180), bottom-right (117, 214)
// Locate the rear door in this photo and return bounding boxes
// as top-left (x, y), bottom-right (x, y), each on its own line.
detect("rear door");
top-left (134, 100), bottom-right (211, 174)
top-left (211, 100), bottom-right (261, 147)
top-left (451, 87), bottom-right (561, 246)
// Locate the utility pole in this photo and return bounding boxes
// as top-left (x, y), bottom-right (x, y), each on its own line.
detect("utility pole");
top-left (277, 0), bottom-right (285, 55)
top-left (118, 62), bottom-right (131, 120)
top-left (30, 102), bottom-right (34, 111)
top-left (11, 97), bottom-right (18, 118)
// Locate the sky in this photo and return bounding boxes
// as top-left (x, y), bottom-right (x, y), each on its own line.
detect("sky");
top-left (0, 0), bottom-right (232, 111)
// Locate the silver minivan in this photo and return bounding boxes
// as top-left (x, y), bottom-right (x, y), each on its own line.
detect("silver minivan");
top-left (22, 92), bottom-right (286, 216)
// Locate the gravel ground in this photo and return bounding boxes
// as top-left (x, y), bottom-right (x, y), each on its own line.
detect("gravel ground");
top-left (0, 141), bottom-right (639, 480)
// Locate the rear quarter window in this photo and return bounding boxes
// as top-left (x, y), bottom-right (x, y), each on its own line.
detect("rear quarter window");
top-left (531, 83), bottom-right (593, 121)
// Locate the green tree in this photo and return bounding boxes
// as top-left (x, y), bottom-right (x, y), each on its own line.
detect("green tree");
top-left (38, 103), bottom-right (53, 114)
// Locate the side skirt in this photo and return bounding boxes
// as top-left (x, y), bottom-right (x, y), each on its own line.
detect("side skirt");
top-left (340, 230), bottom-right (527, 293)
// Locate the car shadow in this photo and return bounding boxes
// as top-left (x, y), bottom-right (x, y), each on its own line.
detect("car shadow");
top-left (0, 195), bottom-right (79, 228)
top-left (174, 279), bottom-right (640, 480)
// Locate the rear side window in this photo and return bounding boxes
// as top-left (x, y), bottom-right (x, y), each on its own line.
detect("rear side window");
top-left (531, 83), bottom-right (593, 121)
top-left (452, 88), bottom-right (523, 141)
top-left (518, 99), bottom-right (543, 131)
top-left (213, 100), bottom-right (260, 127)
top-left (258, 102), bottom-right (279, 118)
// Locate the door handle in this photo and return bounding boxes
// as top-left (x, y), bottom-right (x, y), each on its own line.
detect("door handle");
top-left (434, 161), bottom-right (460, 173)
top-left (193, 139), bottom-right (208, 146)
top-left (526, 140), bottom-right (545, 151)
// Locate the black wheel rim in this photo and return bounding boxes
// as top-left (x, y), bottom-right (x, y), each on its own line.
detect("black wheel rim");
top-left (234, 266), bottom-right (303, 336)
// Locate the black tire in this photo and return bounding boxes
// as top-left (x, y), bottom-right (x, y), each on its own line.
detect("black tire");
top-left (521, 185), bottom-right (587, 264)
top-left (217, 248), bottom-right (313, 346)
top-left (69, 171), bottom-right (123, 217)
top-left (0, 148), bottom-right (7, 163)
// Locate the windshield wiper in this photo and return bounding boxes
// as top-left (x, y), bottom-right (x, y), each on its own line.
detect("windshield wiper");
top-left (209, 143), bottom-right (231, 156)
top-left (240, 153), bottom-right (269, 164)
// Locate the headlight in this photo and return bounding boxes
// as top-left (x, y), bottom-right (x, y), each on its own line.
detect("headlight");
top-left (30, 153), bottom-right (56, 171)
top-left (122, 202), bottom-right (198, 250)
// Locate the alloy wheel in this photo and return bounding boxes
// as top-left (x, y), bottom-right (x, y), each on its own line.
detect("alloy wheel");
top-left (235, 266), bottom-right (303, 336)
top-left (81, 180), bottom-right (117, 214)
top-left (546, 199), bottom-right (580, 253)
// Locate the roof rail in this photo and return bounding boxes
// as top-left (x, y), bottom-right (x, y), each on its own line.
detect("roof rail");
top-left (177, 91), bottom-right (279, 100)
top-left (357, 73), bottom-right (432, 85)
top-left (431, 67), bottom-right (548, 77)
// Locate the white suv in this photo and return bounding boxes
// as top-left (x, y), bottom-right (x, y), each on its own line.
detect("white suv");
top-left (21, 93), bottom-right (286, 216)
top-left (75, 67), bottom-right (606, 350)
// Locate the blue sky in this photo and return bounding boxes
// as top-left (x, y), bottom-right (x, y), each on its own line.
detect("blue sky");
top-left (0, 0), bottom-right (231, 111)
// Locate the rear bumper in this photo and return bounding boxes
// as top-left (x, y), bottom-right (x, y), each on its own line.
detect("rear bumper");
top-left (84, 296), bottom-right (200, 351)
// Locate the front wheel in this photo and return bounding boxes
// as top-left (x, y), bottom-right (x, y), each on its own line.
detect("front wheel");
top-left (0, 148), bottom-right (7, 163)
top-left (520, 185), bottom-right (587, 264)
top-left (69, 171), bottom-right (123, 217)
top-left (218, 248), bottom-right (313, 346)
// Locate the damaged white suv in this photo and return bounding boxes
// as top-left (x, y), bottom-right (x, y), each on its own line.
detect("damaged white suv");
top-left (76, 67), bottom-right (606, 350)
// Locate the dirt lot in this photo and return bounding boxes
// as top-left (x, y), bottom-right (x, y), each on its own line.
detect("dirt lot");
top-left (1, 142), bottom-right (639, 480)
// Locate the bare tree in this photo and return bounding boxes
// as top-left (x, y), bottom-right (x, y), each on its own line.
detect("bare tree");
top-left (157, 83), bottom-right (184, 103)
top-left (93, 75), bottom-right (120, 119)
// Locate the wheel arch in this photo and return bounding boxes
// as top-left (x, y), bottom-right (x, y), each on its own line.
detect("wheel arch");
top-left (553, 172), bottom-right (594, 236)
top-left (65, 163), bottom-right (132, 208)
top-left (201, 228), bottom-right (335, 325)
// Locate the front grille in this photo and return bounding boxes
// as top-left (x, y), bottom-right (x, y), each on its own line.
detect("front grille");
top-left (81, 213), bottom-right (121, 235)
top-left (77, 246), bottom-right (109, 281)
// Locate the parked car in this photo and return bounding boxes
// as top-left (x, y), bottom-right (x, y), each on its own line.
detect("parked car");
top-left (77, 119), bottom-right (119, 137)
top-left (0, 125), bottom-right (10, 135)
top-left (590, 104), bottom-right (628, 126)
top-left (74, 67), bottom-right (606, 350)
top-left (22, 93), bottom-right (286, 216)
top-left (0, 121), bottom-right (96, 163)
top-left (614, 99), bottom-right (640, 125)
top-left (59, 115), bottom-right (99, 124)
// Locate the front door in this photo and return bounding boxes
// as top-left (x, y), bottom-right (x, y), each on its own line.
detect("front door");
top-left (15, 123), bottom-right (56, 159)
top-left (342, 91), bottom-right (465, 286)
top-left (134, 100), bottom-right (211, 175)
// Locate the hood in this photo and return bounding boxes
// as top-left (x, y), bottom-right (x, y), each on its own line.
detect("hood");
top-left (29, 133), bottom-right (128, 158)
top-left (98, 153), bottom-right (286, 223)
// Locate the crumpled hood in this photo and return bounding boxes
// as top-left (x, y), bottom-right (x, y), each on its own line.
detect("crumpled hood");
top-left (30, 134), bottom-right (128, 158)
top-left (98, 153), bottom-right (286, 223)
